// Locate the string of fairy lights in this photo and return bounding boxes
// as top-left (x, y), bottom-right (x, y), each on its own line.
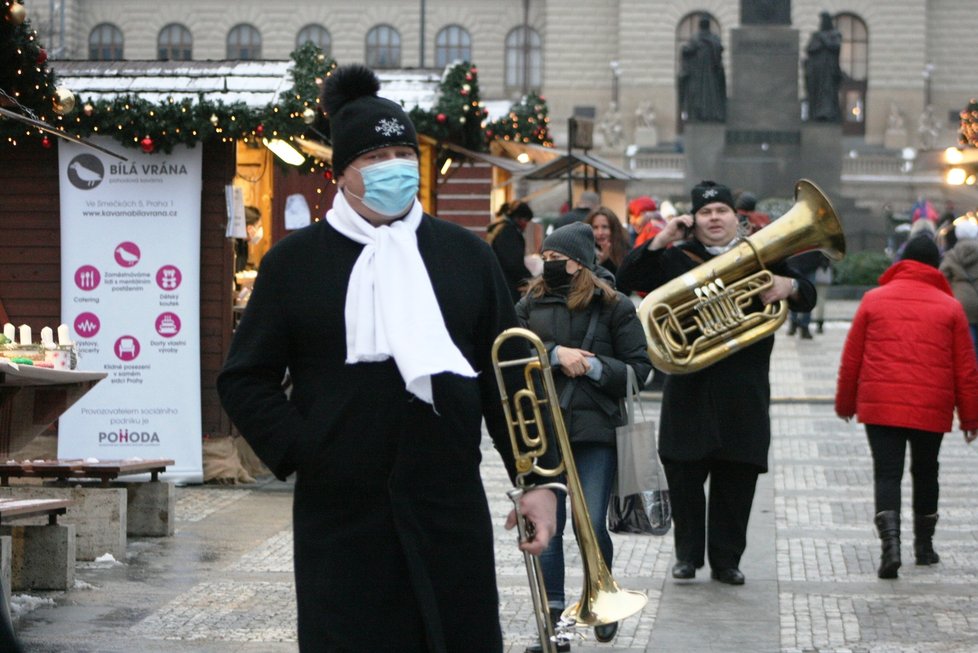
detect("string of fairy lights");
top-left (1, 0), bottom-right (555, 176)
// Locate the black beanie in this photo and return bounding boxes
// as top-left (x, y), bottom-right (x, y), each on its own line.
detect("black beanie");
top-left (508, 201), bottom-right (534, 221)
top-left (901, 234), bottom-right (940, 268)
top-left (321, 64), bottom-right (419, 175)
top-left (543, 222), bottom-right (596, 270)
top-left (691, 180), bottom-right (736, 215)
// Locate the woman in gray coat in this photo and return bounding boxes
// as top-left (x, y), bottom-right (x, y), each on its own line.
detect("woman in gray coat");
top-left (516, 222), bottom-right (653, 650)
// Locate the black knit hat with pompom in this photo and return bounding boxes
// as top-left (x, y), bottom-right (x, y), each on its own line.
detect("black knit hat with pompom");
top-left (321, 64), bottom-right (419, 175)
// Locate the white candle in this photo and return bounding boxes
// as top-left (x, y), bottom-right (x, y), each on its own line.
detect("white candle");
top-left (57, 324), bottom-right (70, 346)
top-left (2, 323), bottom-right (13, 342)
top-left (18, 324), bottom-right (31, 346)
top-left (41, 327), bottom-right (54, 346)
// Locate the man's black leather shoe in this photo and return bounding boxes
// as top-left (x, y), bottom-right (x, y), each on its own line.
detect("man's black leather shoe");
top-left (524, 641), bottom-right (570, 653)
top-left (594, 621), bottom-right (618, 642)
top-left (711, 568), bottom-right (745, 585)
top-left (671, 561), bottom-right (696, 579)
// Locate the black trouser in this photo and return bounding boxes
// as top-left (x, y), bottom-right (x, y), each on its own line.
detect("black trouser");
top-left (662, 459), bottom-right (759, 570)
top-left (866, 424), bottom-right (944, 514)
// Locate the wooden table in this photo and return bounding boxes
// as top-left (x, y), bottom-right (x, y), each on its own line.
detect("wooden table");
top-left (0, 359), bottom-right (107, 456)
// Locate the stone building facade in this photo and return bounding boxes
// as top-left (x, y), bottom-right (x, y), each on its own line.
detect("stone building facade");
top-left (23, 0), bottom-right (978, 229)
top-left (27, 0), bottom-right (977, 151)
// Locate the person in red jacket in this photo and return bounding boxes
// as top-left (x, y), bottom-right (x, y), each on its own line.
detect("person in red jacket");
top-left (835, 235), bottom-right (978, 580)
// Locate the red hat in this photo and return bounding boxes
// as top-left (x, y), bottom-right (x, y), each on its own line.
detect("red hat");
top-left (629, 196), bottom-right (657, 216)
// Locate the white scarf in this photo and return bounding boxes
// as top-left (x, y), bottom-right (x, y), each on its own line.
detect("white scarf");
top-left (326, 192), bottom-right (476, 404)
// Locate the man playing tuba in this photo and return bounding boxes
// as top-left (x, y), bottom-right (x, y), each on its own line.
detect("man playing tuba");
top-left (616, 181), bottom-right (815, 585)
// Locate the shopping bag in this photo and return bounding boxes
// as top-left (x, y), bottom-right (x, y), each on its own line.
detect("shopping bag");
top-left (608, 366), bottom-right (671, 535)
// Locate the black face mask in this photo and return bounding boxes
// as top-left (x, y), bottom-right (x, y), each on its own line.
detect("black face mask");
top-left (543, 259), bottom-right (573, 289)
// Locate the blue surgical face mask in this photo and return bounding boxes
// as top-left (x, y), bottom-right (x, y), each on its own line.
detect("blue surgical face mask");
top-left (346, 158), bottom-right (420, 219)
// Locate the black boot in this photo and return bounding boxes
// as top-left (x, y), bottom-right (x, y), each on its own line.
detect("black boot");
top-left (913, 513), bottom-right (940, 565)
top-left (524, 608), bottom-right (570, 653)
top-left (816, 320), bottom-right (824, 334)
top-left (799, 325), bottom-right (813, 339)
top-left (874, 510), bottom-right (901, 579)
top-left (788, 320), bottom-right (797, 336)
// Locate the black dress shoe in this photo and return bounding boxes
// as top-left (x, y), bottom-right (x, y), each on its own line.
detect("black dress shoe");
top-left (711, 568), bottom-right (745, 585)
top-left (524, 641), bottom-right (570, 653)
top-left (671, 561), bottom-right (696, 579)
top-left (594, 621), bottom-right (618, 642)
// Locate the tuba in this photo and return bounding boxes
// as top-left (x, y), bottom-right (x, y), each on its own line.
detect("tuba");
top-left (491, 328), bottom-right (647, 652)
top-left (638, 179), bottom-right (845, 374)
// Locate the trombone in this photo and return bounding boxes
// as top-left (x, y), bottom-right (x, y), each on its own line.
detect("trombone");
top-left (491, 327), bottom-right (647, 651)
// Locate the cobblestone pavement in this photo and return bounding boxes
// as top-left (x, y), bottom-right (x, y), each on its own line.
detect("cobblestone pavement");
top-left (12, 302), bottom-right (978, 652)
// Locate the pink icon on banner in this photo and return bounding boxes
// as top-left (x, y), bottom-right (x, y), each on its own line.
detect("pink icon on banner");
top-left (155, 312), bottom-right (181, 337)
top-left (114, 335), bottom-right (140, 361)
top-left (156, 265), bottom-right (182, 291)
top-left (114, 242), bottom-right (141, 268)
top-left (75, 265), bottom-right (101, 291)
top-left (74, 312), bottom-right (101, 338)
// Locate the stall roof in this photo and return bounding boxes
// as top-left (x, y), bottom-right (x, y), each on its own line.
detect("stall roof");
top-left (521, 152), bottom-right (635, 181)
top-left (50, 60), bottom-right (446, 110)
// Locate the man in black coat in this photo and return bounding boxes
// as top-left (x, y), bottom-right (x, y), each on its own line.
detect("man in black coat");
top-left (617, 181), bottom-right (815, 585)
top-left (218, 64), bottom-right (556, 652)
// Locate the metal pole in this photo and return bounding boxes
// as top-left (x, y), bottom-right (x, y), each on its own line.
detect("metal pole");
top-left (522, 0), bottom-right (530, 95)
top-left (419, 0), bottom-right (426, 67)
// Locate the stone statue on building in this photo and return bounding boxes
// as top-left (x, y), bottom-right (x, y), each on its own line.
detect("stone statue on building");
top-left (599, 101), bottom-right (624, 148)
top-left (917, 105), bottom-right (942, 150)
top-left (633, 101), bottom-right (658, 147)
top-left (803, 11), bottom-right (843, 122)
top-left (883, 102), bottom-right (908, 150)
top-left (678, 15), bottom-right (727, 123)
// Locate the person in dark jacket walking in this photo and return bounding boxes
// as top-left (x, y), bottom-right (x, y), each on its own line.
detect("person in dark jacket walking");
top-left (836, 235), bottom-right (978, 579)
top-left (217, 64), bottom-right (556, 653)
top-left (617, 180), bottom-right (815, 585)
top-left (516, 222), bottom-right (652, 651)
top-left (487, 201), bottom-right (534, 302)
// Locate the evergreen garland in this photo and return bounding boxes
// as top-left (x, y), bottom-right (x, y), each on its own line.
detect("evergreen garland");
top-left (484, 91), bottom-right (553, 147)
top-left (0, 0), bottom-right (57, 118)
top-left (409, 62), bottom-right (488, 152)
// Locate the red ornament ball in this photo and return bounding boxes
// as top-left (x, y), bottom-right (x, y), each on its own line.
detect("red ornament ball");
top-left (36, 49), bottom-right (47, 65)
top-left (140, 136), bottom-right (154, 153)
top-left (460, 89), bottom-right (469, 97)
top-left (465, 73), bottom-right (472, 81)
top-left (470, 66), bottom-right (478, 74)
top-left (436, 113), bottom-right (447, 124)
top-left (41, 135), bottom-right (52, 149)
top-left (256, 124), bottom-right (264, 136)
top-left (323, 169), bottom-right (333, 181)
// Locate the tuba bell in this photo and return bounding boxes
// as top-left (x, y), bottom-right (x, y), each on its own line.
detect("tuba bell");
top-left (491, 328), bottom-right (648, 652)
top-left (638, 179), bottom-right (846, 374)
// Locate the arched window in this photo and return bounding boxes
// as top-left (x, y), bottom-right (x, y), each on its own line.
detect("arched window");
top-left (435, 25), bottom-right (471, 68)
top-left (89, 23), bottom-right (124, 61)
top-left (366, 25), bottom-right (401, 69)
top-left (227, 24), bottom-right (262, 60)
top-left (297, 24), bottom-right (331, 56)
top-left (158, 23), bottom-right (192, 61)
top-left (835, 12), bottom-right (868, 135)
top-left (674, 13), bottom-right (721, 131)
top-left (504, 26), bottom-right (542, 94)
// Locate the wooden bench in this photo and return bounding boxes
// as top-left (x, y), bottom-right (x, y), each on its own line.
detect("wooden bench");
top-left (0, 497), bottom-right (73, 525)
top-left (0, 458), bottom-right (174, 487)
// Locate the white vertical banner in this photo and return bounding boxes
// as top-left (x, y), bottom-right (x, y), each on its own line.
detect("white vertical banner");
top-left (58, 139), bottom-right (203, 482)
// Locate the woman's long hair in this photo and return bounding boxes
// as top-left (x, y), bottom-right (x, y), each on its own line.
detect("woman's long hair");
top-left (525, 265), bottom-right (618, 312)
top-left (585, 207), bottom-right (631, 269)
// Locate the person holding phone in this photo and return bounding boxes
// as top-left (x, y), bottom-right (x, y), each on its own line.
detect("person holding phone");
top-left (616, 180), bottom-right (814, 585)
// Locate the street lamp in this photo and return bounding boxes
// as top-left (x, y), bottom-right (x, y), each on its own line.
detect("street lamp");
top-left (610, 60), bottom-right (620, 106)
